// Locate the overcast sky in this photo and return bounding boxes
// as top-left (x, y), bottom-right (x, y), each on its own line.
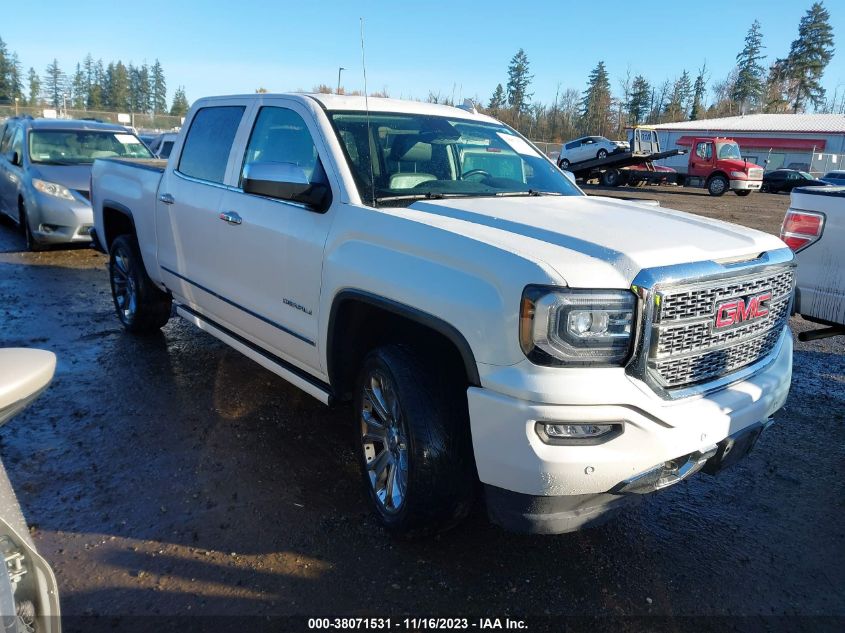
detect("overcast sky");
top-left (6, 0), bottom-right (844, 108)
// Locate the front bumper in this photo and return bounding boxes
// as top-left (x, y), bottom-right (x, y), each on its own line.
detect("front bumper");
top-left (25, 190), bottom-right (93, 244)
top-left (730, 179), bottom-right (762, 191)
top-left (469, 329), bottom-right (792, 533)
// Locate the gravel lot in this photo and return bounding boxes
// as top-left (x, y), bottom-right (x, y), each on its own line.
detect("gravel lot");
top-left (0, 186), bottom-right (842, 631)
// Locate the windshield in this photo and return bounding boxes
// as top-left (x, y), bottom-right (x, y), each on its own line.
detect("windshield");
top-left (28, 130), bottom-right (152, 164)
top-left (329, 111), bottom-right (580, 205)
top-left (716, 142), bottom-right (742, 160)
top-left (799, 171), bottom-right (814, 179)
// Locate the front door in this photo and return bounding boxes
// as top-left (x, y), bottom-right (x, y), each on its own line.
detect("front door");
top-left (690, 140), bottom-right (714, 179)
top-left (214, 99), bottom-right (338, 373)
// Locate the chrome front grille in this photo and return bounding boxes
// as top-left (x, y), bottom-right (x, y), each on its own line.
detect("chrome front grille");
top-left (647, 266), bottom-right (794, 389)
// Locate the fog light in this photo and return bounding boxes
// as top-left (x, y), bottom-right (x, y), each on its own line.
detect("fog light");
top-left (536, 421), bottom-right (622, 444)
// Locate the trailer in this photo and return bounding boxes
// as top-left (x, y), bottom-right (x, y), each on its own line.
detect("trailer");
top-left (557, 127), bottom-right (686, 186)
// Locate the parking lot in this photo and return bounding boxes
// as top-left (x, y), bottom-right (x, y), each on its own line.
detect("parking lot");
top-left (0, 187), bottom-right (843, 630)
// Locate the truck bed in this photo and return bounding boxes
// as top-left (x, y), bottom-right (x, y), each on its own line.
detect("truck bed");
top-left (101, 157), bottom-right (168, 173)
top-left (567, 149), bottom-right (686, 179)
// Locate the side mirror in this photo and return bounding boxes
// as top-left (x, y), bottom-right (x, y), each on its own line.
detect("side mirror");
top-left (10, 151), bottom-right (20, 166)
top-left (242, 161), bottom-right (331, 212)
top-left (0, 349), bottom-right (56, 427)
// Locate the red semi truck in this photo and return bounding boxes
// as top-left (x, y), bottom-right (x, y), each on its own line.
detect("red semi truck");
top-left (676, 136), bottom-right (764, 196)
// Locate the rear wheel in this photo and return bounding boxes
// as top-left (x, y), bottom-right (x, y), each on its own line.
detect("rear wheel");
top-left (597, 149), bottom-right (608, 160)
top-left (109, 234), bottom-right (172, 333)
top-left (707, 175), bottom-right (729, 196)
top-left (559, 158), bottom-right (570, 169)
top-left (601, 169), bottom-right (622, 187)
top-left (354, 344), bottom-right (475, 535)
top-left (19, 201), bottom-right (46, 252)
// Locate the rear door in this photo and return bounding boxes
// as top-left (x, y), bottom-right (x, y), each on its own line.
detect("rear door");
top-left (0, 123), bottom-right (15, 218)
top-left (213, 98), bottom-right (339, 372)
top-left (155, 101), bottom-right (253, 314)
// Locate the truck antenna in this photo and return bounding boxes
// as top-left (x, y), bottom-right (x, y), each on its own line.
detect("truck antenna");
top-left (360, 17), bottom-right (376, 207)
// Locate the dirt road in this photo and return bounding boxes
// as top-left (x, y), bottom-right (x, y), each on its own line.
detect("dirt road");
top-left (0, 187), bottom-right (842, 631)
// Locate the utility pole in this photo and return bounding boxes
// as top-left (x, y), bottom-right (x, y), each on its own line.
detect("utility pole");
top-left (14, 97), bottom-right (19, 117)
top-left (337, 67), bottom-right (345, 94)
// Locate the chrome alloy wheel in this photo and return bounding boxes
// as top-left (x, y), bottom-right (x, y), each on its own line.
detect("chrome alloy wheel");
top-left (360, 370), bottom-right (409, 514)
top-left (110, 246), bottom-right (138, 323)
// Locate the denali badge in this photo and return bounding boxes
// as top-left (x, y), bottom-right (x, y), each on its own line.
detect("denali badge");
top-left (715, 292), bottom-right (772, 329)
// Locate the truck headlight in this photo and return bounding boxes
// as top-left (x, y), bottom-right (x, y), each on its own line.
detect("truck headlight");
top-left (520, 287), bottom-right (636, 366)
top-left (32, 178), bottom-right (75, 200)
top-left (729, 171), bottom-right (747, 179)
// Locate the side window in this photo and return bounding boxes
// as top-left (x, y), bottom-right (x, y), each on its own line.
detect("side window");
top-left (695, 142), bottom-right (712, 160)
top-left (240, 106), bottom-right (324, 186)
top-left (0, 125), bottom-right (15, 154)
top-left (10, 128), bottom-right (23, 161)
top-left (178, 106), bottom-right (245, 183)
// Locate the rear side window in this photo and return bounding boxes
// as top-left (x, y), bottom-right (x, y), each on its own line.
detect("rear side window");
top-left (0, 125), bottom-right (15, 154)
top-left (178, 106), bottom-right (245, 183)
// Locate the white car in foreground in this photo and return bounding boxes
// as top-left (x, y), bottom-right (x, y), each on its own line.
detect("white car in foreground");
top-left (781, 186), bottom-right (845, 339)
top-left (91, 93), bottom-right (793, 534)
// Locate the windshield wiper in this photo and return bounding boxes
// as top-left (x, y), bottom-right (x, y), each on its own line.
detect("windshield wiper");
top-left (375, 192), bottom-right (476, 203)
top-left (493, 190), bottom-right (564, 197)
top-left (34, 159), bottom-right (82, 166)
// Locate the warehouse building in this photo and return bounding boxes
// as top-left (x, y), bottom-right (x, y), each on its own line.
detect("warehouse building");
top-left (651, 113), bottom-right (845, 175)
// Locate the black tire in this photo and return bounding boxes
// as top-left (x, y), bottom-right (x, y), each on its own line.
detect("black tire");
top-left (707, 175), bottom-right (729, 196)
top-left (597, 149), bottom-right (608, 159)
top-left (601, 169), bottom-right (622, 187)
top-left (354, 344), bottom-right (475, 535)
top-left (19, 201), bottom-right (47, 252)
top-left (109, 234), bottom-right (172, 333)
top-left (735, 190), bottom-right (752, 197)
top-left (559, 158), bottom-right (570, 170)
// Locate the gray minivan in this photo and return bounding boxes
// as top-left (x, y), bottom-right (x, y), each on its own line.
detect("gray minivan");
top-left (0, 117), bottom-right (151, 250)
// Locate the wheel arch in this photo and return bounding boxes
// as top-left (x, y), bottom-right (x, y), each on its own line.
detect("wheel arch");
top-left (101, 201), bottom-right (137, 250)
top-left (327, 289), bottom-right (481, 401)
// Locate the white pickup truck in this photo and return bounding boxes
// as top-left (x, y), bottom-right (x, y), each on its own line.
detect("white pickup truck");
top-left (91, 94), bottom-right (794, 534)
top-left (780, 186), bottom-right (845, 340)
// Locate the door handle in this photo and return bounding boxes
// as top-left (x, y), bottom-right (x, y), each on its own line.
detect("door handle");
top-left (159, 193), bottom-right (174, 205)
top-left (219, 210), bottom-right (242, 225)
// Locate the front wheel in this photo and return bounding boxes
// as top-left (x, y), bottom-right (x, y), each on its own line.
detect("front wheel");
top-left (735, 190), bottom-right (752, 197)
top-left (559, 158), bottom-right (570, 170)
top-left (707, 175), bottom-right (729, 196)
top-left (19, 202), bottom-right (46, 252)
top-left (597, 149), bottom-right (608, 159)
top-left (109, 234), bottom-right (172, 333)
top-left (354, 345), bottom-right (475, 535)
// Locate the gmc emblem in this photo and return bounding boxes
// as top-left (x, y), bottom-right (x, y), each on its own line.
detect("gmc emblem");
top-left (715, 292), bottom-right (772, 329)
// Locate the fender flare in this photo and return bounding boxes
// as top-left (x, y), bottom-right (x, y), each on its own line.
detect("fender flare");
top-left (327, 289), bottom-right (481, 389)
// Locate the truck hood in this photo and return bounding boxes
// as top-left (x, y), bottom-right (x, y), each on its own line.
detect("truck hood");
top-left (721, 158), bottom-right (764, 173)
top-left (402, 194), bottom-right (787, 288)
top-left (30, 164), bottom-right (93, 192)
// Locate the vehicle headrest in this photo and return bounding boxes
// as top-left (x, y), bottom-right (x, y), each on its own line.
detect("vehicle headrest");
top-left (390, 136), bottom-right (432, 162)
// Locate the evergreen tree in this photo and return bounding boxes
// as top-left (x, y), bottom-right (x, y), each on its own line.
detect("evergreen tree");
top-left (169, 86), bottom-right (189, 117)
top-left (43, 58), bottom-right (66, 109)
top-left (732, 20), bottom-right (766, 112)
top-left (107, 61), bottom-right (130, 111)
top-left (88, 59), bottom-right (105, 110)
top-left (27, 67), bottom-right (40, 107)
top-left (786, 2), bottom-right (835, 112)
top-left (690, 63), bottom-right (708, 120)
top-left (0, 36), bottom-right (10, 104)
top-left (138, 64), bottom-right (151, 112)
top-left (71, 63), bottom-right (86, 109)
top-left (8, 52), bottom-right (23, 103)
top-left (487, 83), bottom-right (506, 112)
top-left (626, 75), bottom-right (651, 125)
top-left (506, 49), bottom-right (532, 116)
top-left (580, 61), bottom-right (612, 135)
top-left (151, 60), bottom-right (167, 114)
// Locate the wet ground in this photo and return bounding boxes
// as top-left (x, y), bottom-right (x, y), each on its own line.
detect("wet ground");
top-left (0, 187), bottom-right (843, 630)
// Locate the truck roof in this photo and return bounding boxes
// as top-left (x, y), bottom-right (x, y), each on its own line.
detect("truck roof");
top-left (22, 118), bottom-right (130, 132)
top-left (195, 93), bottom-right (500, 123)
